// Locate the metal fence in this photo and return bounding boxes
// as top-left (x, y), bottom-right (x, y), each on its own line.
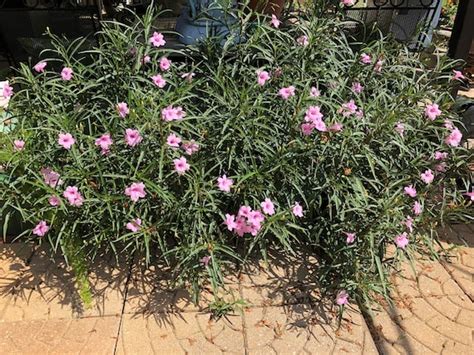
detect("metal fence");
top-left (343, 0), bottom-right (442, 49)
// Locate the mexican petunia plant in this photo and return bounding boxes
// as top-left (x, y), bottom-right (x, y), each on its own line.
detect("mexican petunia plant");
top-left (0, 6), bottom-right (472, 309)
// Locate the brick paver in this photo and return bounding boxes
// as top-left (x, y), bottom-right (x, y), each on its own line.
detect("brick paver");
top-left (0, 316), bottom-right (120, 354)
top-left (1, 224), bottom-right (473, 354)
top-left (1, 245), bottom-right (128, 321)
top-left (116, 312), bottom-right (245, 354)
top-left (370, 224), bottom-right (474, 355)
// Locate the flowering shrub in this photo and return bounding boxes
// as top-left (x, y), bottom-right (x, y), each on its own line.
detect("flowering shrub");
top-left (1, 6), bottom-right (472, 308)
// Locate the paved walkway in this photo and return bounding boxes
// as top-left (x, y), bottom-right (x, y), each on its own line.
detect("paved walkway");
top-left (0, 224), bottom-right (472, 354)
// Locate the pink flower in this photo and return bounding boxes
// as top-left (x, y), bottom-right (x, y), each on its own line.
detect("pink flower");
top-left (403, 216), bottom-right (413, 233)
top-left (413, 201), bottom-right (423, 215)
top-left (34, 61), bottom-right (47, 73)
top-left (117, 102), bottom-right (129, 118)
top-left (435, 162), bottom-right (447, 172)
top-left (279, 86), bottom-right (296, 100)
top-left (13, 139), bottom-right (25, 151)
top-left (464, 192), bottom-right (474, 201)
top-left (271, 14), bottom-right (280, 28)
top-left (124, 128), bottom-right (142, 147)
top-left (227, 206), bottom-right (263, 237)
top-left (404, 185), bottom-right (417, 198)
top-left (355, 109), bottom-right (364, 118)
top-left (159, 57), bottom-right (171, 71)
top-left (395, 122), bottom-right (405, 136)
top-left (313, 119), bottom-right (327, 132)
top-left (151, 74), bottom-right (166, 88)
top-left (452, 70), bottom-right (465, 81)
top-left (224, 214), bottom-right (237, 231)
top-left (63, 186), bottom-right (84, 207)
top-left (424, 103), bottom-right (441, 120)
top-left (166, 133), bottom-right (181, 147)
top-left (420, 169), bottom-right (434, 184)
top-left (344, 232), bottom-right (356, 244)
top-left (360, 53), bottom-right (372, 64)
top-left (261, 198), bottom-right (275, 215)
top-left (328, 122), bottom-right (343, 132)
top-left (182, 140), bottom-right (199, 155)
top-left (257, 70), bottom-right (270, 86)
top-left (141, 55), bottom-right (151, 65)
top-left (181, 72), bottom-right (195, 82)
top-left (351, 82), bottom-right (364, 94)
top-left (444, 119), bottom-right (454, 130)
top-left (336, 290), bottom-right (349, 305)
top-left (395, 232), bottom-right (409, 249)
top-left (161, 105), bottom-right (186, 121)
top-left (374, 59), bottom-right (383, 73)
top-left (297, 35), bottom-right (309, 46)
top-left (217, 175), bottom-right (234, 192)
top-left (292, 202), bottom-right (303, 217)
top-left (61, 67), bottom-right (73, 81)
top-left (234, 218), bottom-right (248, 237)
top-left (434, 151), bottom-right (448, 160)
top-left (48, 195), bottom-right (61, 206)
top-left (173, 157), bottom-right (190, 175)
top-left (200, 255), bottom-right (212, 266)
top-left (125, 182), bottom-right (146, 202)
top-left (341, 0), bottom-right (356, 5)
top-left (310, 86), bottom-right (320, 97)
top-left (238, 206), bottom-right (252, 218)
top-left (2, 82), bottom-right (13, 98)
top-left (41, 168), bottom-right (63, 188)
top-left (445, 128), bottom-right (462, 147)
top-left (301, 123), bottom-right (314, 136)
top-left (58, 133), bottom-right (75, 150)
top-left (305, 106), bottom-right (323, 123)
top-left (126, 218), bottom-right (142, 232)
top-left (339, 100), bottom-right (358, 117)
top-left (33, 221), bottom-right (49, 237)
top-left (149, 32), bottom-right (166, 47)
top-left (95, 133), bottom-right (113, 153)
top-left (248, 210), bottom-right (265, 226)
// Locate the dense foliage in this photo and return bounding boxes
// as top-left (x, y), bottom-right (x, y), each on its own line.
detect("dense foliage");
top-left (1, 6), bottom-right (472, 308)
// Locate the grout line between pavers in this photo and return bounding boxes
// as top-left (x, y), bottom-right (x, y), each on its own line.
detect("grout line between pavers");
top-left (439, 259), bottom-right (474, 302)
top-left (357, 301), bottom-right (383, 355)
top-left (112, 254), bottom-right (134, 355)
top-left (237, 273), bottom-right (250, 355)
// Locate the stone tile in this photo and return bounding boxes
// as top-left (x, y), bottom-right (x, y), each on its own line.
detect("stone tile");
top-left (1, 247), bottom-right (128, 321)
top-left (371, 307), bottom-right (437, 355)
top-left (124, 261), bottom-right (240, 314)
top-left (393, 257), bottom-right (465, 298)
top-left (0, 243), bottom-right (35, 320)
top-left (239, 251), bottom-right (319, 307)
top-left (371, 293), bottom-right (474, 354)
top-left (0, 316), bottom-right (120, 354)
top-left (439, 225), bottom-right (474, 300)
top-left (0, 243), bottom-right (34, 292)
top-left (123, 263), bottom-right (175, 314)
top-left (243, 304), bottom-right (377, 354)
top-left (116, 312), bottom-right (245, 354)
top-left (426, 314), bottom-right (472, 346)
top-left (442, 260), bottom-right (474, 300)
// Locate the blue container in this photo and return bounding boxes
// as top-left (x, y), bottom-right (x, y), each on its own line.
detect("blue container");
top-left (175, 1), bottom-right (239, 45)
